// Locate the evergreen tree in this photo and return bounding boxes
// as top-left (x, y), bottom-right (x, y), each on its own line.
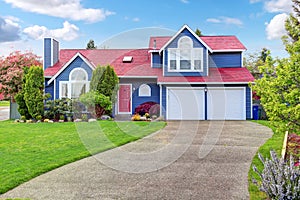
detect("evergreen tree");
top-left (195, 28), bottom-right (203, 36)
top-left (23, 66), bottom-right (44, 119)
top-left (86, 39), bottom-right (97, 49)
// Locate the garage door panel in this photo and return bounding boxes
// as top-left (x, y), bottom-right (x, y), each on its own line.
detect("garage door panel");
top-left (208, 88), bottom-right (245, 120)
top-left (167, 88), bottom-right (204, 120)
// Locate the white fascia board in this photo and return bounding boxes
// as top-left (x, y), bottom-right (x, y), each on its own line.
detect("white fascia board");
top-left (47, 52), bottom-right (95, 85)
top-left (211, 49), bottom-right (246, 53)
top-left (157, 81), bottom-right (253, 85)
top-left (118, 76), bottom-right (158, 79)
top-left (159, 24), bottom-right (213, 54)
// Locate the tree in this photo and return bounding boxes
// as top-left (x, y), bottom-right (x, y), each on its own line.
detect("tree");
top-left (251, 7), bottom-right (300, 133)
top-left (0, 51), bottom-right (41, 100)
top-left (23, 66), bottom-right (45, 119)
top-left (15, 67), bottom-right (31, 119)
top-left (244, 48), bottom-right (271, 79)
top-left (285, 0), bottom-right (300, 44)
top-left (81, 65), bottom-right (119, 117)
top-left (90, 65), bottom-right (119, 102)
top-left (86, 39), bottom-right (97, 49)
top-left (195, 28), bottom-right (203, 36)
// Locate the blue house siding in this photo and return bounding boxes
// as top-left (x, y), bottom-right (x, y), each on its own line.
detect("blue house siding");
top-left (246, 86), bottom-right (252, 119)
top-left (152, 53), bottom-right (162, 68)
top-left (163, 28), bottom-right (208, 77)
top-left (44, 38), bottom-right (51, 70)
top-left (209, 52), bottom-right (242, 68)
top-left (54, 56), bottom-right (93, 99)
top-left (132, 83), bottom-right (160, 114)
top-left (161, 85), bottom-right (167, 118)
top-left (45, 78), bottom-right (54, 100)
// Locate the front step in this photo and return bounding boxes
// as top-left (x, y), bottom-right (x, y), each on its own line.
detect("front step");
top-left (114, 114), bottom-right (132, 121)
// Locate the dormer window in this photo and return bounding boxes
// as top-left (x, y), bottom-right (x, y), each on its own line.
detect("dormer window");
top-left (168, 36), bottom-right (203, 72)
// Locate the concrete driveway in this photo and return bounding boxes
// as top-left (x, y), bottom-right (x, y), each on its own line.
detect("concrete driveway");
top-left (1, 121), bottom-right (272, 200)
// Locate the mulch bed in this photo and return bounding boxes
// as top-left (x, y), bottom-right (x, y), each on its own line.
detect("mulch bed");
top-left (286, 133), bottom-right (300, 166)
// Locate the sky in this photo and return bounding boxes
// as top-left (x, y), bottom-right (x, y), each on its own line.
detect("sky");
top-left (0, 0), bottom-right (294, 59)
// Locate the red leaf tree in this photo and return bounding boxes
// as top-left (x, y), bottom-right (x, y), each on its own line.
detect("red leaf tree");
top-left (0, 51), bottom-right (42, 100)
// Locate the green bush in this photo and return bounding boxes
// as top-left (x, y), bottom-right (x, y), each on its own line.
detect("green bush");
top-left (44, 98), bottom-right (73, 120)
top-left (23, 66), bottom-right (44, 119)
top-left (79, 91), bottom-right (112, 118)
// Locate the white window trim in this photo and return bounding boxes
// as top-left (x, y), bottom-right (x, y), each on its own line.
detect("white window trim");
top-left (139, 84), bottom-right (151, 97)
top-left (59, 68), bottom-right (90, 99)
top-left (167, 36), bottom-right (204, 72)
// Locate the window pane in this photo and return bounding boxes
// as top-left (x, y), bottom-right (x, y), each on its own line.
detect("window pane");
top-left (179, 37), bottom-right (192, 49)
top-left (194, 60), bottom-right (201, 70)
top-left (170, 60), bottom-right (176, 70)
top-left (61, 83), bottom-right (68, 98)
top-left (180, 60), bottom-right (191, 69)
top-left (71, 83), bottom-right (86, 98)
top-left (71, 69), bottom-right (87, 81)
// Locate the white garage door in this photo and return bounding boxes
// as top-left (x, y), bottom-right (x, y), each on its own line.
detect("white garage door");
top-left (207, 88), bottom-right (245, 120)
top-left (167, 88), bottom-right (204, 120)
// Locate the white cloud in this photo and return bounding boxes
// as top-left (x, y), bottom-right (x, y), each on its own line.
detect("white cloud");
top-left (265, 13), bottom-right (288, 40)
top-left (180, 0), bottom-right (189, 3)
top-left (4, 0), bottom-right (114, 23)
top-left (132, 17), bottom-right (140, 22)
top-left (206, 16), bottom-right (243, 26)
top-left (249, 0), bottom-right (263, 3)
top-left (23, 21), bottom-right (79, 41)
top-left (0, 16), bottom-right (21, 42)
top-left (264, 0), bottom-right (293, 13)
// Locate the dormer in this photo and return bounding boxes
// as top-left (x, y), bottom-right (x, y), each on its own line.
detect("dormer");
top-left (159, 25), bottom-right (209, 77)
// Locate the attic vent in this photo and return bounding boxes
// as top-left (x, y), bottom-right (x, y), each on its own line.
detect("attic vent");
top-left (123, 56), bottom-right (133, 63)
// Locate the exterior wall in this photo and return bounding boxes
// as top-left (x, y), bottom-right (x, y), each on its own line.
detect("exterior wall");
top-left (44, 38), bottom-right (51, 70)
top-left (119, 78), bottom-right (159, 115)
top-left (161, 84), bottom-right (251, 120)
top-left (132, 83), bottom-right (160, 114)
top-left (45, 78), bottom-right (54, 100)
top-left (43, 38), bottom-right (59, 70)
top-left (54, 56), bottom-right (93, 99)
top-left (152, 53), bottom-right (162, 68)
top-left (209, 52), bottom-right (242, 68)
top-left (161, 85), bottom-right (167, 118)
top-left (246, 85), bottom-right (252, 119)
top-left (163, 28), bottom-right (208, 77)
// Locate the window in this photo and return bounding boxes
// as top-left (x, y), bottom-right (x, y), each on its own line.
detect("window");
top-left (59, 68), bottom-right (90, 99)
top-left (139, 84), bottom-right (151, 97)
top-left (168, 36), bottom-right (203, 72)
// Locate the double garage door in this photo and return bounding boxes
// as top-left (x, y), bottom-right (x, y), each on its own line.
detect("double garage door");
top-left (167, 87), bottom-right (246, 120)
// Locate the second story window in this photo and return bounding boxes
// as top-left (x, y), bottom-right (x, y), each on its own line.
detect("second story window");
top-left (168, 36), bottom-right (203, 72)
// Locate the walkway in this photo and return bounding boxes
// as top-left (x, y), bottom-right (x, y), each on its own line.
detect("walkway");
top-left (1, 121), bottom-right (272, 199)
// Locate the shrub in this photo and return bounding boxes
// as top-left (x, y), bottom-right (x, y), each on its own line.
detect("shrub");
top-left (44, 98), bottom-right (73, 120)
top-left (79, 91), bottom-right (112, 118)
top-left (23, 66), bottom-right (45, 120)
top-left (252, 150), bottom-right (300, 199)
top-left (135, 102), bottom-right (159, 116)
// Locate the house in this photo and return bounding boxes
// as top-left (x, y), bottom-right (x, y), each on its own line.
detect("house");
top-left (44, 25), bottom-right (254, 120)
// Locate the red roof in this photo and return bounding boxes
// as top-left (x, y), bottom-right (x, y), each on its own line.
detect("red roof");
top-left (44, 49), bottom-right (135, 77)
top-left (148, 35), bottom-right (246, 52)
top-left (149, 36), bottom-right (172, 50)
top-left (200, 36), bottom-right (246, 51)
top-left (157, 68), bottom-right (254, 83)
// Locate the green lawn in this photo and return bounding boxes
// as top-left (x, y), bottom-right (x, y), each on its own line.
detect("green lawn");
top-left (248, 120), bottom-right (286, 200)
top-left (0, 101), bottom-right (9, 107)
top-left (0, 120), bottom-right (166, 194)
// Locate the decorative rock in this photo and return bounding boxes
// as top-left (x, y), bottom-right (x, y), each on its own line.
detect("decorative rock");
top-left (101, 115), bottom-right (111, 120)
top-left (58, 120), bottom-right (64, 123)
top-left (48, 120), bottom-right (54, 123)
top-left (88, 118), bottom-right (97, 122)
top-left (74, 119), bottom-right (82, 122)
top-left (14, 119), bottom-right (20, 123)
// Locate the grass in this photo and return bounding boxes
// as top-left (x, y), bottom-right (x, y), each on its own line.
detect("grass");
top-left (248, 120), bottom-right (286, 200)
top-left (0, 120), bottom-right (166, 194)
top-left (0, 100), bottom-right (9, 107)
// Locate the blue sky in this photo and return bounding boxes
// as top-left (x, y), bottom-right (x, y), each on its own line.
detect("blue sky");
top-left (0, 0), bottom-right (293, 59)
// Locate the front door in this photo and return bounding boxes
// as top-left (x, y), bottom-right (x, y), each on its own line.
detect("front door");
top-left (118, 84), bottom-right (132, 114)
